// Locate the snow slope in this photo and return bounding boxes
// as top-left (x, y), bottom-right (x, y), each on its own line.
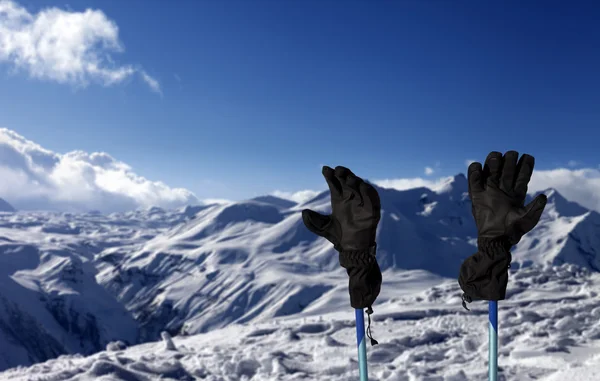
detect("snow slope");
top-left (1, 179), bottom-right (600, 379)
top-left (2, 264), bottom-right (600, 381)
top-left (512, 189), bottom-right (600, 270)
top-left (0, 209), bottom-right (188, 370)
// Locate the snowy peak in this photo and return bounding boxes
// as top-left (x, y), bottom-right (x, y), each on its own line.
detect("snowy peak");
top-left (251, 195), bottom-right (297, 210)
top-left (179, 204), bottom-right (212, 218)
top-left (161, 200), bottom-right (285, 243)
top-left (513, 188), bottom-right (600, 270)
top-left (537, 188), bottom-right (589, 218)
top-left (215, 200), bottom-right (284, 225)
top-left (433, 173), bottom-right (468, 197)
top-left (296, 190), bottom-right (331, 212)
top-left (0, 198), bottom-right (15, 212)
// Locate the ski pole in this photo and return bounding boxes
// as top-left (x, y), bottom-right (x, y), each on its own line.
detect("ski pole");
top-left (489, 301), bottom-right (498, 381)
top-left (355, 308), bottom-right (368, 381)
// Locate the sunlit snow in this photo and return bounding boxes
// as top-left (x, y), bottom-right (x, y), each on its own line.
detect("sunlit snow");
top-left (1, 180), bottom-right (600, 380)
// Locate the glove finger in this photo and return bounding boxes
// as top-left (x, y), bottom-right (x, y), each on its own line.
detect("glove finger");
top-left (345, 169), bottom-right (363, 202)
top-left (484, 151), bottom-right (503, 188)
top-left (302, 209), bottom-right (338, 244)
top-left (514, 154), bottom-right (535, 202)
top-left (500, 151), bottom-right (519, 194)
top-left (468, 162), bottom-right (484, 195)
top-left (322, 166), bottom-right (343, 200)
top-left (517, 194), bottom-right (547, 233)
top-left (359, 181), bottom-right (381, 211)
top-left (334, 166), bottom-right (360, 200)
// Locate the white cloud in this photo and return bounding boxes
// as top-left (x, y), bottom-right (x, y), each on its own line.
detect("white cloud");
top-left (528, 168), bottom-right (600, 212)
top-left (0, 0), bottom-right (160, 92)
top-left (4, 129), bottom-right (600, 216)
top-left (272, 190), bottom-right (320, 204)
top-left (140, 71), bottom-right (161, 94)
top-left (374, 177), bottom-right (453, 192)
top-left (424, 166), bottom-right (434, 175)
top-left (201, 198), bottom-right (232, 205)
top-left (0, 128), bottom-right (197, 212)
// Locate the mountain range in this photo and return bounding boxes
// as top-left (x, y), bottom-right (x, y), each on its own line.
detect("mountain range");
top-left (0, 174), bottom-right (599, 373)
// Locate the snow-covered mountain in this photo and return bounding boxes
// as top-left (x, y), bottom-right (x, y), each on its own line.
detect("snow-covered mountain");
top-left (0, 209), bottom-right (189, 370)
top-left (1, 176), bottom-right (600, 379)
top-left (0, 198), bottom-right (15, 212)
top-left (513, 189), bottom-right (600, 271)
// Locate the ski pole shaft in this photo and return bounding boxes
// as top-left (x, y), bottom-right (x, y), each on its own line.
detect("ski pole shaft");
top-left (355, 308), bottom-right (368, 381)
top-left (489, 301), bottom-right (498, 381)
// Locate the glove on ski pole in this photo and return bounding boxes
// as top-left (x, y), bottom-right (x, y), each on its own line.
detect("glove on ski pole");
top-left (459, 151), bottom-right (547, 308)
top-left (302, 166), bottom-right (382, 344)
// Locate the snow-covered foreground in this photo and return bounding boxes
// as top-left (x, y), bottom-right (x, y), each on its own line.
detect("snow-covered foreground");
top-left (2, 264), bottom-right (600, 381)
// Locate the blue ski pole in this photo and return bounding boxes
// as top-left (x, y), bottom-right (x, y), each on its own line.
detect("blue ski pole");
top-left (355, 308), bottom-right (368, 381)
top-left (489, 301), bottom-right (498, 381)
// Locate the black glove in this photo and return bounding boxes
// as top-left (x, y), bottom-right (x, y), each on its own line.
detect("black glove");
top-left (302, 166), bottom-right (382, 310)
top-left (458, 151), bottom-right (547, 307)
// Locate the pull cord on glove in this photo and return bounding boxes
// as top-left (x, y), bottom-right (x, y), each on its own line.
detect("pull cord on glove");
top-left (458, 151), bottom-right (547, 309)
top-left (302, 166), bottom-right (382, 345)
top-left (366, 306), bottom-right (378, 346)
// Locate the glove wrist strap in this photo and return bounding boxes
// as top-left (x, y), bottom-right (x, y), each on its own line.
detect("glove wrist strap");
top-left (477, 237), bottom-right (512, 253)
top-left (338, 245), bottom-right (377, 267)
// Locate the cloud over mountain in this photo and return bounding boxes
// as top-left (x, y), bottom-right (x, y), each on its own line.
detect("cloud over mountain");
top-left (0, 128), bottom-right (198, 212)
top-left (3, 127), bottom-right (600, 215)
top-left (374, 176), bottom-right (456, 193)
top-left (528, 168), bottom-right (600, 213)
top-left (375, 167), bottom-right (600, 214)
top-left (271, 189), bottom-right (320, 204)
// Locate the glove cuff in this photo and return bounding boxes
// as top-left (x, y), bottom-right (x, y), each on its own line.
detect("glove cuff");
top-left (339, 245), bottom-right (377, 268)
top-left (477, 237), bottom-right (512, 253)
top-left (459, 238), bottom-right (512, 305)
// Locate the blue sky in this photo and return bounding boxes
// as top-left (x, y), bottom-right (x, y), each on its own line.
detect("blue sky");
top-left (0, 0), bottom-right (599, 201)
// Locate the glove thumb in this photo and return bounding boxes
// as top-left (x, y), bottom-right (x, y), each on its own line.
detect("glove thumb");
top-left (517, 194), bottom-right (548, 233)
top-left (302, 209), bottom-right (339, 246)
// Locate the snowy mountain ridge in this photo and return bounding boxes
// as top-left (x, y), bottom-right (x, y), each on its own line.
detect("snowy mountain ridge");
top-left (0, 177), bottom-right (599, 379)
top-left (0, 198), bottom-right (15, 212)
